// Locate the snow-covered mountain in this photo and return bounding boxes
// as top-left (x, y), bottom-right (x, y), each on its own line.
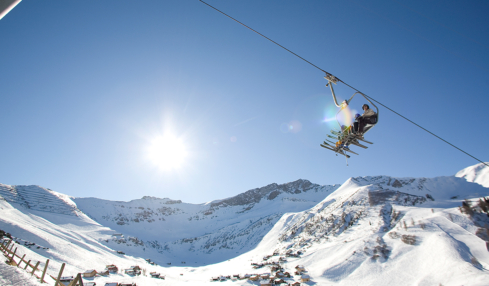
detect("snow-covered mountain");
top-left (72, 179), bottom-right (340, 264)
top-left (456, 162), bottom-right (489, 188)
top-left (1, 164), bottom-right (489, 285)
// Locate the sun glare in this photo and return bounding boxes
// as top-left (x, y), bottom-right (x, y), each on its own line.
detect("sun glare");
top-left (147, 135), bottom-right (187, 170)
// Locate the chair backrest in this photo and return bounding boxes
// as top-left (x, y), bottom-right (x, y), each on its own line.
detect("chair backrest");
top-left (370, 114), bottom-right (378, 124)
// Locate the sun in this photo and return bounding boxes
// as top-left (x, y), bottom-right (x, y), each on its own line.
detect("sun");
top-left (147, 135), bottom-right (188, 170)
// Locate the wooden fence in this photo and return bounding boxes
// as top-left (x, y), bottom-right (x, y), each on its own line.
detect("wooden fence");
top-left (0, 239), bottom-right (84, 286)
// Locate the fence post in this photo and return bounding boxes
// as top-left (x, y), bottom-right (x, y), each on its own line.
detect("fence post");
top-left (67, 273), bottom-right (84, 286)
top-left (6, 241), bottom-right (13, 253)
top-left (55, 263), bottom-right (65, 286)
top-left (9, 247), bottom-right (17, 264)
top-left (8, 242), bottom-right (15, 254)
top-left (40, 259), bottom-right (49, 283)
top-left (18, 254), bottom-right (26, 268)
top-left (31, 261), bottom-right (40, 276)
top-left (24, 260), bottom-right (31, 270)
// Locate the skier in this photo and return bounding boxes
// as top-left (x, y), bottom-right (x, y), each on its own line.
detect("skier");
top-left (353, 104), bottom-right (377, 136)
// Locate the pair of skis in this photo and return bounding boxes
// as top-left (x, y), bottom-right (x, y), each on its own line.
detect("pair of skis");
top-left (320, 129), bottom-right (374, 162)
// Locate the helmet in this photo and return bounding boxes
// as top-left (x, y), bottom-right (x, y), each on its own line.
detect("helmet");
top-left (355, 113), bottom-right (361, 119)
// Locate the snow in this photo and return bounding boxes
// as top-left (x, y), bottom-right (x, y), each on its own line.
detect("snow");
top-left (0, 163), bottom-right (488, 285)
top-left (456, 162), bottom-right (489, 188)
top-left (0, 260), bottom-right (44, 286)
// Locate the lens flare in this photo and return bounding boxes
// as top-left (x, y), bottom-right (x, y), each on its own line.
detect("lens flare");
top-left (280, 121), bottom-right (302, 133)
top-left (323, 104), bottom-right (359, 128)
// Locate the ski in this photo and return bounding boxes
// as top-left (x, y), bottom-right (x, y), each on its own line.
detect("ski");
top-left (327, 134), bottom-right (338, 140)
top-left (323, 141), bottom-right (334, 147)
top-left (331, 130), bottom-right (341, 136)
top-left (356, 137), bottom-right (373, 144)
top-left (343, 148), bottom-right (359, 155)
top-left (350, 141), bottom-right (368, 149)
top-left (320, 144), bottom-right (336, 151)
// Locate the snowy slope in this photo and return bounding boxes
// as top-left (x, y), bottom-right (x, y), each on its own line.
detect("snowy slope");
top-left (249, 172), bottom-right (489, 285)
top-left (456, 162), bottom-right (489, 188)
top-left (1, 164), bottom-right (489, 285)
top-left (72, 179), bottom-right (340, 264)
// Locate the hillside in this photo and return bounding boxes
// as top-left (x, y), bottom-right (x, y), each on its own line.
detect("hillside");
top-left (456, 162), bottom-right (489, 188)
top-left (72, 179), bottom-right (340, 264)
top-left (0, 163), bottom-right (488, 285)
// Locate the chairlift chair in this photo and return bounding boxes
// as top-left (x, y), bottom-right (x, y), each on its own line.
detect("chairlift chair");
top-left (320, 75), bottom-right (379, 164)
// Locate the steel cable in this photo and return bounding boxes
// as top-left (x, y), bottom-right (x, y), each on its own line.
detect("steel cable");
top-left (199, 0), bottom-right (488, 168)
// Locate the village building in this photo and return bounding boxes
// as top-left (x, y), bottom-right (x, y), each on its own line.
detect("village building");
top-left (124, 265), bottom-right (141, 275)
top-left (106, 265), bottom-right (118, 273)
top-left (239, 274), bottom-right (250, 280)
top-left (98, 270), bottom-right (109, 276)
top-left (260, 273), bottom-right (270, 279)
top-left (119, 283), bottom-right (136, 286)
top-left (295, 265), bottom-right (305, 272)
top-left (83, 270), bottom-right (97, 278)
top-left (83, 282), bottom-right (96, 286)
top-left (249, 275), bottom-right (260, 281)
top-left (59, 276), bottom-right (74, 286)
top-left (274, 271), bottom-right (285, 278)
top-left (103, 283), bottom-right (118, 286)
top-left (274, 278), bottom-right (286, 285)
top-left (149, 272), bottom-right (160, 278)
top-left (259, 280), bottom-right (272, 286)
top-left (290, 282), bottom-right (301, 286)
top-left (301, 274), bottom-right (311, 282)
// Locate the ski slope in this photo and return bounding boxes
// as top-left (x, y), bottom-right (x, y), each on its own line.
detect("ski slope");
top-left (0, 163), bottom-right (488, 285)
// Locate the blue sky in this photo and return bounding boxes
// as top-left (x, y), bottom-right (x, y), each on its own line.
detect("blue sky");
top-left (1, 0), bottom-right (488, 203)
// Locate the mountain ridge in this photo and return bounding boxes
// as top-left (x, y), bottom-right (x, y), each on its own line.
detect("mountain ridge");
top-left (1, 164), bottom-right (489, 285)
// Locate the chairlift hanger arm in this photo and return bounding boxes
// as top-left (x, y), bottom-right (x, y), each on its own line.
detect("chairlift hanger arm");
top-left (326, 75), bottom-right (379, 125)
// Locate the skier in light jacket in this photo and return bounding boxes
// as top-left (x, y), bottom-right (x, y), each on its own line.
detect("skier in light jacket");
top-left (354, 104), bottom-right (376, 135)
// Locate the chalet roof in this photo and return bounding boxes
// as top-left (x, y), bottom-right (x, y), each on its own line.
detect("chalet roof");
top-left (83, 270), bottom-right (96, 274)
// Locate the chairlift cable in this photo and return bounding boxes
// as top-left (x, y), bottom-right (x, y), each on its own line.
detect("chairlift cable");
top-left (199, 0), bottom-right (489, 168)
top-left (198, 0), bottom-right (332, 77)
top-left (339, 80), bottom-right (489, 167)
